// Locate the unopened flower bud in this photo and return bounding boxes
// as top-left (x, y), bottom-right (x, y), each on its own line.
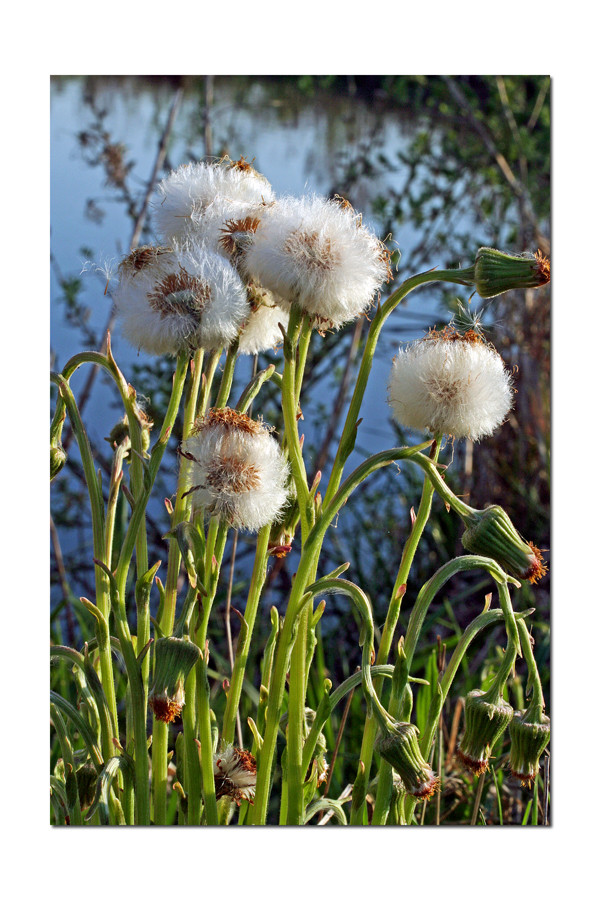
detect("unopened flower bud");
top-left (461, 505), bottom-right (547, 583)
top-left (376, 722), bottom-right (439, 800)
top-left (149, 637), bottom-right (201, 723)
top-left (457, 689), bottom-right (514, 775)
top-left (50, 445), bottom-right (67, 481)
top-left (509, 709), bottom-right (550, 787)
top-left (474, 247), bottom-right (550, 299)
top-left (76, 762), bottom-right (98, 810)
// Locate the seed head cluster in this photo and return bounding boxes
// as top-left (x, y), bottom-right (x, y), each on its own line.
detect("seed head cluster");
top-left (213, 745), bottom-right (257, 805)
top-left (112, 156), bottom-right (392, 355)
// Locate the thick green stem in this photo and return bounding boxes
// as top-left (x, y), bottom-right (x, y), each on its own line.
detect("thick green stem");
top-left (214, 341), bottom-right (238, 409)
top-left (252, 444), bottom-right (429, 824)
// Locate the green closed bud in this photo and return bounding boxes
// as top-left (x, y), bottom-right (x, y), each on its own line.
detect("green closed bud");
top-left (76, 761), bottom-right (98, 810)
top-left (462, 505), bottom-right (547, 584)
top-left (149, 637), bottom-right (201, 724)
top-left (474, 247), bottom-right (550, 299)
top-left (509, 709), bottom-right (550, 787)
top-left (105, 410), bottom-right (152, 456)
top-left (457, 689), bottom-right (513, 775)
top-left (376, 722), bottom-right (439, 800)
top-left (50, 445), bottom-right (67, 481)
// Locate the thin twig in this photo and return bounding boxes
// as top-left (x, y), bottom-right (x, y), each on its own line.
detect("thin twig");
top-left (527, 77), bottom-right (550, 132)
top-left (50, 515), bottom-right (77, 647)
top-left (61, 87), bottom-right (184, 451)
top-left (441, 76), bottom-right (549, 254)
top-left (445, 696), bottom-right (463, 768)
top-left (542, 752), bottom-right (550, 825)
top-left (317, 679), bottom-right (356, 822)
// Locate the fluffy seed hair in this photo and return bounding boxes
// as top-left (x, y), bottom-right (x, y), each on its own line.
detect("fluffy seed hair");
top-left (241, 194), bottom-right (391, 329)
top-left (153, 158), bottom-right (274, 247)
top-left (113, 243), bottom-right (250, 356)
top-left (238, 284), bottom-right (289, 355)
top-left (181, 408), bottom-right (289, 531)
top-left (388, 329), bottom-right (513, 440)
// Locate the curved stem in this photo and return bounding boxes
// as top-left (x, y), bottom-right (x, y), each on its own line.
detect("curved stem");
top-left (51, 374), bottom-right (118, 735)
top-left (516, 618), bottom-right (546, 716)
top-left (322, 268), bottom-right (478, 509)
top-left (351, 438), bottom-right (441, 824)
top-left (251, 443), bottom-right (431, 824)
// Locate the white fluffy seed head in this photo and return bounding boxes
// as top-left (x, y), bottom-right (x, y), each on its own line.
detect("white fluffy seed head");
top-left (213, 745), bottom-right (257, 804)
top-left (241, 194), bottom-right (392, 329)
top-left (112, 244), bottom-right (251, 356)
top-left (237, 282), bottom-right (289, 355)
top-left (153, 157), bottom-right (274, 247)
top-left (387, 329), bottom-right (513, 440)
top-left (181, 408), bottom-right (289, 531)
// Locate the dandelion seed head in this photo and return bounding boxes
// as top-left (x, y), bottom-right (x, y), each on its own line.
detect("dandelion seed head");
top-left (113, 244), bottom-right (250, 356)
top-left (388, 327), bottom-right (513, 440)
top-left (181, 408), bottom-right (289, 531)
top-left (153, 158), bottom-right (274, 246)
top-left (241, 194), bottom-right (391, 329)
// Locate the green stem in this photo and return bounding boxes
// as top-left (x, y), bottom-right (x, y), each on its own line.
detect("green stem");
top-left (351, 438), bottom-right (441, 824)
top-left (214, 341), bottom-right (238, 409)
top-left (251, 443), bottom-right (431, 824)
top-left (286, 602), bottom-right (310, 825)
top-left (50, 703), bottom-right (83, 826)
top-left (193, 520), bottom-right (229, 824)
top-left (281, 307), bottom-right (311, 540)
top-left (322, 269), bottom-right (479, 509)
top-left (516, 618), bottom-right (546, 717)
top-left (402, 604), bottom-right (532, 823)
top-left (221, 524), bottom-right (271, 746)
top-left (50, 374), bottom-right (118, 738)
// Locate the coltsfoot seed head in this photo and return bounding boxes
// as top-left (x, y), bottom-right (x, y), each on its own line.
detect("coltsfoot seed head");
top-left (113, 244), bottom-right (250, 355)
top-left (387, 326), bottom-right (513, 440)
top-left (153, 157), bottom-right (274, 247)
top-left (148, 637), bottom-right (201, 724)
top-left (241, 194), bottom-right (391, 329)
top-left (213, 744), bottom-right (257, 805)
top-left (509, 709), bottom-right (550, 787)
top-left (237, 284), bottom-right (289, 354)
top-left (181, 408), bottom-right (289, 531)
top-left (376, 721), bottom-right (440, 800)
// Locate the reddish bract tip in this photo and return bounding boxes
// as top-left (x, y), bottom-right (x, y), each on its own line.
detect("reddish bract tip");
top-left (525, 543), bottom-right (548, 584)
top-left (457, 748), bottom-right (489, 776)
top-left (149, 695), bottom-right (183, 724)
